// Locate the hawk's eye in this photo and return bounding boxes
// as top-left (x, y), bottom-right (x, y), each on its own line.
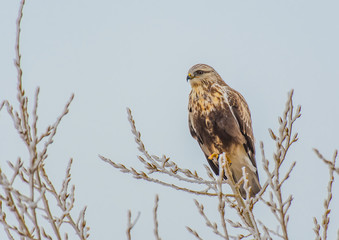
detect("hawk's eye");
top-left (195, 70), bottom-right (204, 76)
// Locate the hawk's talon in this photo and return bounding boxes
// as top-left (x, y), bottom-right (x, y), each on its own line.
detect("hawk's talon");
top-left (226, 155), bottom-right (232, 164)
top-left (208, 153), bottom-right (232, 164)
top-left (208, 153), bottom-right (219, 160)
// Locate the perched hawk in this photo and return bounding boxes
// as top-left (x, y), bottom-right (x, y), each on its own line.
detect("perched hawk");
top-left (187, 64), bottom-right (260, 198)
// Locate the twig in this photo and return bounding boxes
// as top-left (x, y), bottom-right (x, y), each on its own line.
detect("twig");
top-left (186, 226), bottom-right (205, 240)
top-left (193, 199), bottom-right (226, 238)
top-left (220, 154), bottom-right (256, 232)
top-left (313, 149), bottom-right (338, 240)
top-left (126, 210), bottom-right (140, 240)
top-left (258, 90), bottom-right (300, 239)
top-left (99, 155), bottom-right (218, 196)
top-left (153, 195), bottom-right (162, 240)
top-left (217, 157), bottom-right (230, 239)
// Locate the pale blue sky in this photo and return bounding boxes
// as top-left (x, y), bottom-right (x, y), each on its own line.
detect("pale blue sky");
top-left (1, 0), bottom-right (339, 239)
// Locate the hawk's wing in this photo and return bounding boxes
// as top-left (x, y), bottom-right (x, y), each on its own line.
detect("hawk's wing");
top-left (188, 113), bottom-right (221, 175)
top-left (226, 87), bottom-right (257, 168)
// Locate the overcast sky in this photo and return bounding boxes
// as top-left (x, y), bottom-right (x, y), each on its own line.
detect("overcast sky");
top-left (1, 0), bottom-right (339, 239)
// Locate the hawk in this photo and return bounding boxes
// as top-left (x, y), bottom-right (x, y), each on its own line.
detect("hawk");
top-left (187, 64), bottom-right (260, 198)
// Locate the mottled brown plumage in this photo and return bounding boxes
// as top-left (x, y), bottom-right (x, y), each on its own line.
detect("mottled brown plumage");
top-left (187, 64), bottom-right (260, 198)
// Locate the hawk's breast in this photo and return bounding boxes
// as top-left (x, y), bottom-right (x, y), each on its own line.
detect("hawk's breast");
top-left (188, 84), bottom-right (246, 158)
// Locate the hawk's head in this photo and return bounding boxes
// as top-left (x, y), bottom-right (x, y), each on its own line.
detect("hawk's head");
top-left (186, 64), bottom-right (223, 88)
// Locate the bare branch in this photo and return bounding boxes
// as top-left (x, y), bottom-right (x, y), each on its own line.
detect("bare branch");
top-left (126, 210), bottom-right (140, 240)
top-left (257, 90), bottom-right (300, 239)
top-left (186, 226), bottom-right (205, 240)
top-left (313, 149), bottom-right (338, 240)
top-left (217, 157), bottom-right (230, 239)
top-left (99, 154), bottom-right (218, 196)
top-left (153, 195), bottom-right (162, 240)
top-left (193, 199), bottom-right (225, 238)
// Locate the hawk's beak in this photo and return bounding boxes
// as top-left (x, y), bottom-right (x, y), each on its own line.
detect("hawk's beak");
top-left (186, 73), bottom-right (194, 81)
